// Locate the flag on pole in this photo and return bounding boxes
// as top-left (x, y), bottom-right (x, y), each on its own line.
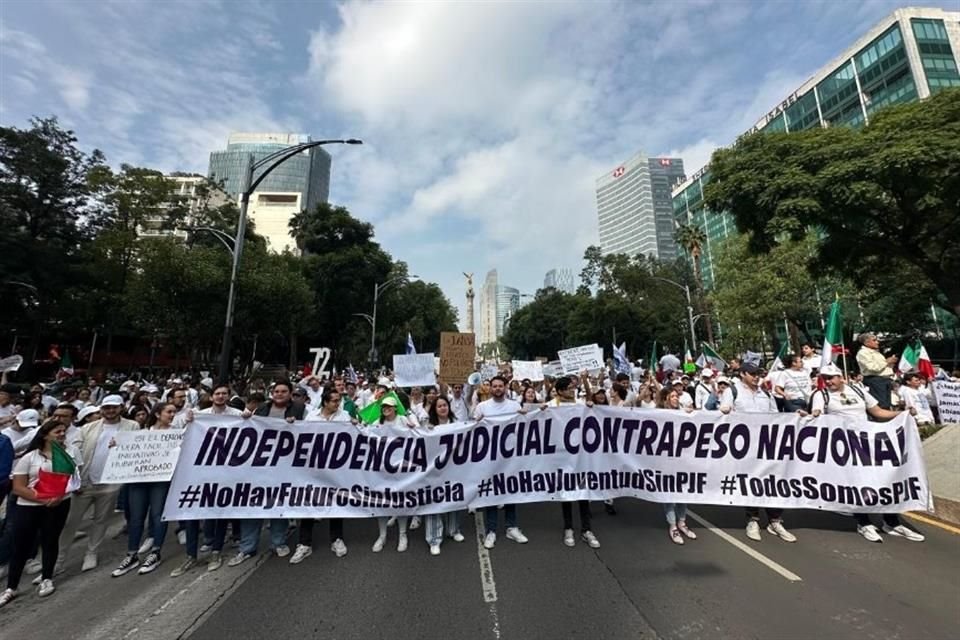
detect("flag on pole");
top-left (648, 340), bottom-right (657, 375)
top-left (405, 333), bottom-right (416, 355)
top-left (820, 296), bottom-right (843, 370)
top-left (57, 349), bottom-right (74, 379)
top-left (345, 364), bottom-right (359, 384)
top-left (770, 341), bottom-right (789, 372)
top-left (612, 342), bottom-right (631, 375)
top-left (683, 340), bottom-right (697, 374)
top-left (696, 343), bottom-right (725, 371)
top-left (898, 339), bottom-right (935, 379)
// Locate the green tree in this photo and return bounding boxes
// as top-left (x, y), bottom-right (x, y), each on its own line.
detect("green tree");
top-left (704, 88), bottom-right (960, 315)
top-left (674, 223), bottom-right (714, 342)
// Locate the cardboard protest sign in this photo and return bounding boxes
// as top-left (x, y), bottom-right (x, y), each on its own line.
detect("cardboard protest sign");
top-left (393, 353), bottom-right (437, 387)
top-left (439, 332), bottom-right (475, 384)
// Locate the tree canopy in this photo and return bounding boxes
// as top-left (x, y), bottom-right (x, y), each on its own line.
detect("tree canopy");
top-left (704, 87), bottom-right (960, 315)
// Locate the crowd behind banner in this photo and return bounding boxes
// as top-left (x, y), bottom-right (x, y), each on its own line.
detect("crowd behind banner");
top-left (0, 331), bottom-right (954, 609)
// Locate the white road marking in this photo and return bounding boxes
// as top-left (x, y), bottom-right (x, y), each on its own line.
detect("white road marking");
top-left (474, 511), bottom-right (502, 639)
top-left (687, 509), bottom-right (803, 582)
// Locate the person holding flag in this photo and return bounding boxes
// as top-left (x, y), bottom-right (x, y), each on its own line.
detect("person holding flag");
top-left (0, 419), bottom-right (79, 607)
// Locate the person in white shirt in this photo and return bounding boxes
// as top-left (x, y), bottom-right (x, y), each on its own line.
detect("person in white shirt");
top-left (775, 355), bottom-right (813, 413)
top-left (423, 397), bottom-right (465, 555)
top-left (800, 343), bottom-right (821, 374)
top-left (656, 388), bottom-right (698, 546)
top-left (57, 394), bottom-right (140, 573)
top-left (670, 379), bottom-right (694, 410)
top-left (727, 363), bottom-right (796, 544)
top-left (473, 376), bottom-right (529, 550)
top-left (371, 396), bottom-right (412, 553)
top-left (3, 409), bottom-right (40, 456)
top-left (693, 369), bottom-right (715, 409)
top-left (899, 373), bottom-right (934, 424)
top-left (811, 364), bottom-right (923, 543)
top-left (298, 375), bottom-right (324, 411)
top-left (659, 352), bottom-right (681, 375)
top-left (444, 382), bottom-right (472, 422)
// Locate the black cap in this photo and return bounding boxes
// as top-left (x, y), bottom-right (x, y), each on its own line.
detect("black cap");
top-left (740, 363), bottom-right (760, 374)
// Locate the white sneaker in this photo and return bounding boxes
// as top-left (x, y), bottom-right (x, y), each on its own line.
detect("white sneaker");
top-left (372, 536), bottom-right (386, 553)
top-left (0, 588), bottom-right (16, 608)
top-left (37, 579), bottom-right (55, 598)
top-left (409, 516), bottom-right (421, 530)
top-left (429, 544), bottom-right (441, 556)
top-left (207, 552), bottom-right (223, 572)
top-left (82, 552), bottom-right (98, 572)
top-left (199, 544), bottom-right (212, 553)
top-left (386, 515), bottom-right (397, 527)
top-left (138, 537), bottom-right (155, 555)
top-left (452, 532), bottom-right (465, 543)
top-left (274, 545), bottom-right (290, 558)
top-left (766, 521), bottom-right (797, 543)
top-left (227, 552), bottom-right (253, 567)
top-left (857, 524), bottom-right (883, 543)
top-left (483, 532), bottom-right (496, 549)
top-left (883, 524), bottom-right (925, 542)
top-left (289, 545), bottom-right (312, 564)
top-left (177, 530), bottom-right (187, 545)
top-left (397, 533), bottom-right (408, 553)
top-left (32, 561), bottom-right (64, 585)
top-left (581, 530), bottom-right (600, 549)
top-left (745, 520), bottom-right (762, 541)
top-left (505, 527), bottom-right (528, 544)
top-left (24, 558), bottom-right (43, 575)
top-left (563, 528), bottom-right (576, 547)
top-left (331, 539), bottom-right (348, 557)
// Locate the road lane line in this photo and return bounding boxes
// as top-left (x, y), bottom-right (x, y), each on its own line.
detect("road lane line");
top-left (903, 512), bottom-right (960, 535)
top-left (687, 509), bottom-right (803, 583)
top-left (474, 511), bottom-right (502, 639)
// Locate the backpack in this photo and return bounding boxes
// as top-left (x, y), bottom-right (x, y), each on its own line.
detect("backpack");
top-left (809, 384), bottom-right (864, 413)
top-left (705, 384), bottom-right (737, 411)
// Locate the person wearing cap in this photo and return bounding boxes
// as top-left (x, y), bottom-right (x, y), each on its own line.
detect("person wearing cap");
top-left (856, 333), bottom-right (897, 409)
top-left (670, 378), bottom-right (694, 410)
top-left (811, 363), bottom-right (924, 543)
top-left (694, 369), bottom-right (715, 410)
top-left (371, 395), bottom-right (412, 553)
top-left (726, 362), bottom-right (797, 543)
top-left (57, 394), bottom-right (139, 573)
top-left (3, 409), bottom-right (41, 456)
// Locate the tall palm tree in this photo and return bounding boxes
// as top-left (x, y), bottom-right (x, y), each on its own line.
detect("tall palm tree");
top-left (674, 224), bottom-right (714, 343)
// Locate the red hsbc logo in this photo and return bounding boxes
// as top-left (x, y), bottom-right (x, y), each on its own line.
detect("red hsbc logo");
top-left (659, 158), bottom-right (672, 166)
top-left (612, 166), bottom-right (625, 178)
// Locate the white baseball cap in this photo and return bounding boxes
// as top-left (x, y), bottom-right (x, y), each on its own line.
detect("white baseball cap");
top-left (820, 363), bottom-right (843, 377)
top-left (100, 394), bottom-right (124, 407)
top-left (701, 369), bottom-right (714, 378)
top-left (77, 405), bottom-right (101, 421)
top-left (16, 409), bottom-right (40, 427)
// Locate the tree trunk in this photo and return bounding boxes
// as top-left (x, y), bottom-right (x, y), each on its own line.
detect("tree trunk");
top-left (692, 252), bottom-right (715, 344)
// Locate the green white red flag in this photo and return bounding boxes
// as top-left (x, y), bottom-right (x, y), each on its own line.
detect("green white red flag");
top-left (898, 340), bottom-right (935, 379)
top-left (820, 297), bottom-right (843, 370)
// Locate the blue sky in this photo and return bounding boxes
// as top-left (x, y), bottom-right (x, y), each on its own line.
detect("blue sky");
top-left (0, 0), bottom-right (941, 328)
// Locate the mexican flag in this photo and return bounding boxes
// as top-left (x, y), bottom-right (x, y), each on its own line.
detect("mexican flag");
top-left (357, 391), bottom-right (407, 425)
top-left (696, 343), bottom-right (725, 371)
top-left (820, 297), bottom-right (843, 370)
top-left (770, 341), bottom-right (789, 372)
top-left (33, 442), bottom-right (78, 500)
top-left (683, 340), bottom-right (697, 374)
top-left (648, 340), bottom-right (657, 376)
top-left (57, 349), bottom-right (74, 379)
top-left (898, 340), bottom-right (935, 379)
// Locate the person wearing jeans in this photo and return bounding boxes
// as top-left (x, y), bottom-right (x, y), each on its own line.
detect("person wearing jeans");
top-left (171, 520), bottom-right (228, 576)
top-left (664, 504), bottom-right (697, 545)
top-left (229, 519), bottom-right (289, 566)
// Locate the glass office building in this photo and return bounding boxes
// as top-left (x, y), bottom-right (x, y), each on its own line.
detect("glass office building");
top-left (207, 132), bottom-right (332, 224)
top-left (672, 7), bottom-right (960, 289)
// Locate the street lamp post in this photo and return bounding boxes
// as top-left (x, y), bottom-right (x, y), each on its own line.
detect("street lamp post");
top-left (363, 275), bottom-right (418, 371)
top-left (652, 276), bottom-right (698, 349)
top-left (217, 138), bottom-right (363, 383)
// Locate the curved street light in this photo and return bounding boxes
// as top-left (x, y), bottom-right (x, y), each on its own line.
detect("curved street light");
top-left (651, 276), bottom-right (697, 349)
top-left (365, 274), bottom-right (418, 369)
top-left (217, 138), bottom-right (363, 382)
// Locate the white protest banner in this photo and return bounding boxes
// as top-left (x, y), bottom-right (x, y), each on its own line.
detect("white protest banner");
top-left (512, 360), bottom-right (544, 382)
top-left (480, 363), bottom-right (499, 381)
top-left (393, 353), bottom-right (437, 387)
top-left (164, 409), bottom-right (930, 521)
top-left (0, 355), bottom-right (23, 373)
top-left (101, 429), bottom-right (185, 484)
top-left (542, 360), bottom-right (564, 378)
top-left (932, 380), bottom-right (960, 423)
top-left (558, 344), bottom-right (604, 374)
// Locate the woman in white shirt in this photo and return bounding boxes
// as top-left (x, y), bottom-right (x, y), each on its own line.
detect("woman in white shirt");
top-left (657, 388), bottom-right (697, 546)
top-left (0, 419), bottom-right (80, 607)
top-left (424, 397), bottom-right (465, 555)
top-left (372, 397), bottom-right (411, 553)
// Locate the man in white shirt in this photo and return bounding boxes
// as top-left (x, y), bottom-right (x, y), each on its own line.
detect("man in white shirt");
top-left (800, 343), bottom-right (820, 374)
top-left (811, 364), bottom-right (923, 543)
top-left (728, 363), bottom-right (795, 544)
top-left (57, 394), bottom-right (140, 573)
top-left (298, 375), bottom-right (324, 411)
top-left (693, 369), bottom-right (715, 409)
top-left (659, 352), bottom-right (681, 375)
top-left (473, 376), bottom-right (529, 550)
top-left (2, 409), bottom-right (40, 456)
top-left (446, 383), bottom-right (472, 422)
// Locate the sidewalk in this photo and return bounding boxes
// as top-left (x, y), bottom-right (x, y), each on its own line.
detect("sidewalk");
top-left (922, 425), bottom-right (960, 525)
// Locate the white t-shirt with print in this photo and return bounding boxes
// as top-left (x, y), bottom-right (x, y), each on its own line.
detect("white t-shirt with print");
top-left (810, 384), bottom-right (878, 420)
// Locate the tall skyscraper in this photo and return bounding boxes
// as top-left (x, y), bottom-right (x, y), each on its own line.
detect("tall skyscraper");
top-left (596, 153), bottom-right (685, 259)
top-left (478, 269), bottom-right (520, 345)
top-left (208, 133), bottom-right (332, 254)
top-left (672, 6), bottom-right (960, 289)
top-left (543, 268), bottom-right (576, 294)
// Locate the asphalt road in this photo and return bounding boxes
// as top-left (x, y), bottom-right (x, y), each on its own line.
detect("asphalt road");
top-left (2, 502), bottom-right (958, 640)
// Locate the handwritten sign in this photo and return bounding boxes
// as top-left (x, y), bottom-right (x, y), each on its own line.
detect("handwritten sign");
top-left (0, 355), bottom-right (23, 372)
top-left (512, 360), bottom-right (544, 382)
top-left (558, 344), bottom-right (604, 374)
top-left (542, 360), bottom-right (565, 378)
top-left (439, 332), bottom-right (475, 384)
top-left (932, 381), bottom-right (960, 424)
top-left (393, 353), bottom-right (437, 388)
top-left (100, 429), bottom-right (185, 484)
top-left (480, 363), bottom-right (499, 381)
